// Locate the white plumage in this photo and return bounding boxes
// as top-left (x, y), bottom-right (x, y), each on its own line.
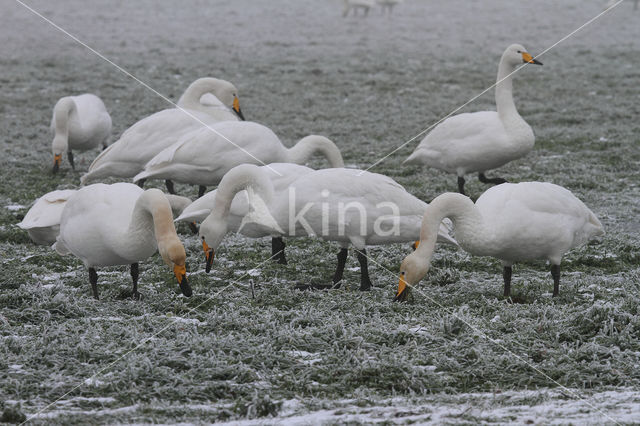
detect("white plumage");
top-left (396, 182), bottom-right (605, 300)
top-left (404, 44), bottom-right (543, 194)
top-left (17, 189), bottom-right (77, 245)
top-left (81, 77), bottom-right (242, 184)
top-left (50, 94), bottom-right (112, 173)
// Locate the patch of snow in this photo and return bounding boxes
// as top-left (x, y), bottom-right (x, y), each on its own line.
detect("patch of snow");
top-left (5, 204), bottom-right (25, 211)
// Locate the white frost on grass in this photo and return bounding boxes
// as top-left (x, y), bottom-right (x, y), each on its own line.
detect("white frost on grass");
top-left (5, 203), bottom-right (25, 211)
top-left (284, 350), bottom-right (323, 365)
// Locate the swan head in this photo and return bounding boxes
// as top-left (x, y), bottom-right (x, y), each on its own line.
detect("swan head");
top-left (198, 216), bottom-right (228, 273)
top-left (51, 136), bottom-right (66, 173)
top-left (503, 44), bottom-right (543, 67)
top-left (207, 79), bottom-right (244, 120)
top-left (159, 240), bottom-right (192, 297)
top-left (394, 252), bottom-right (430, 302)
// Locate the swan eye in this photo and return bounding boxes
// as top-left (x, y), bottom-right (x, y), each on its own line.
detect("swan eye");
top-left (516, 50), bottom-right (521, 53)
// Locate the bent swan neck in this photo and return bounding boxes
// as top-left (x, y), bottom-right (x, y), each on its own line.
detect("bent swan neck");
top-left (125, 189), bottom-right (179, 256)
top-left (52, 97), bottom-right (76, 153)
top-left (285, 135), bottom-right (345, 168)
top-left (211, 164), bottom-right (274, 222)
top-left (178, 78), bottom-right (224, 111)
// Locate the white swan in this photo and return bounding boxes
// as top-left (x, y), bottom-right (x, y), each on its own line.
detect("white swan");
top-left (377, 0), bottom-right (402, 14)
top-left (50, 94), bottom-right (112, 173)
top-left (176, 163), bottom-right (314, 262)
top-left (133, 121), bottom-right (345, 197)
top-left (404, 44), bottom-right (543, 195)
top-left (343, 0), bottom-right (375, 17)
top-left (395, 182), bottom-right (605, 301)
top-left (198, 164), bottom-right (457, 290)
top-left (54, 183), bottom-right (192, 299)
top-left (17, 189), bottom-right (77, 245)
top-left (81, 77), bottom-right (243, 188)
top-left (17, 189), bottom-right (190, 247)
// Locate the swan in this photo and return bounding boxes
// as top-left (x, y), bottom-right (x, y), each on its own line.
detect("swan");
top-left (81, 77), bottom-right (243, 190)
top-left (17, 189), bottom-right (77, 245)
top-left (404, 44), bottom-right (543, 195)
top-left (395, 182), bottom-right (605, 301)
top-left (50, 94), bottom-right (112, 173)
top-left (132, 121), bottom-right (345, 197)
top-left (176, 163), bottom-right (314, 263)
top-left (343, 0), bottom-right (375, 17)
top-left (377, 0), bottom-right (402, 14)
top-left (54, 183), bottom-right (192, 299)
top-left (198, 164), bottom-right (457, 290)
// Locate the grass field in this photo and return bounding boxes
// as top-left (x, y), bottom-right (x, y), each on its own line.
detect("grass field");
top-left (1, 0), bottom-right (640, 424)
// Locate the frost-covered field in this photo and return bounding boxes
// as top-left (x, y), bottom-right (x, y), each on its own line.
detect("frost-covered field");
top-left (1, 0), bottom-right (640, 424)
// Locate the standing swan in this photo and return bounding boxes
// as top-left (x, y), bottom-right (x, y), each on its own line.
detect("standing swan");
top-left (50, 94), bottom-right (112, 173)
top-left (198, 165), bottom-right (457, 290)
top-left (54, 183), bottom-right (192, 299)
top-left (133, 121), bottom-right (345, 197)
top-left (81, 77), bottom-right (243, 190)
top-left (395, 183), bottom-right (604, 301)
top-left (404, 44), bottom-right (542, 195)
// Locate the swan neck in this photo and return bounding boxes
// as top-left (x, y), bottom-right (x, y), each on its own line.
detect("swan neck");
top-left (417, 193), bottom-right (483, 254)
top-left (286, 135), bottom-right (345, 168)
top-left (127, 189), bottom-right (179, 254)
top-left (178, 79), bottom-right (218, 110)
top-left (52, 97), bottom-right (75, 152)
top-left (212, 165), bottom-right (274, 222)
top-left (495, 58), bottom-right (518, 119)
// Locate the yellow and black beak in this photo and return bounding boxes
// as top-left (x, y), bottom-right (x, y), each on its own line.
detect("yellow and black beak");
top-left (53, 154), bottom-right (62, 174)
top-left (411, 240), bottom-right (420, 251)
top-left (232, 96), bottom-right (245, 121)
top-left (203, 239), bottom-right (214, 273)
top-left (394, 272), bottom-right (409, 302)
top-left (173, 264), bottom-right (191, 297)
top-left (522, 52), bottom-right (543, 66)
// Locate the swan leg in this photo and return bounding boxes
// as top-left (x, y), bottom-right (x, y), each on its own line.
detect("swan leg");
top-left (332, 248), bottom-right (349, 288)
top-left (551, 264), bottom-right (560, 297)
top-left (67, 150), bottom-right (75, 170)
top-left (457, 176), bottom-right (466, 195)
top-left (356, 249), bottom-right (372, 291)
top-left (165, 180), bottom-right (176, 195)
top-left (136, 179), bottom-right (146, 189)
top-left (271, 237), bottom-right (287, 265)
top-left (478, 173), bottom-right (507, 186)
top-left (198, 186), bottom-right (207, 198)
top-left (131, 263), bottom-right (141, 300)
top-left (503, 265), bottom-right (512, 298)
top-left (89, 267), bottom-right (99, 300)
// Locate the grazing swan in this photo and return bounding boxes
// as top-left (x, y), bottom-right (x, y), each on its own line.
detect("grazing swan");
top-left (198, 164), bottom-right (457, 290)
top-left (377, 0), bottom-right (402, 14)
top-left (81, 77), bottom-right (243, 189)
top-left (50, 94), bottom-right (112, 173)
top-left (17, 190), bottom-right (190, 246)
top-left (395, 182), bottom-right (604, 301)
top-left (54, 183), bottom-right (192, 299)
top-left (133, 121), bottom-right (345, 197)
top-left (17, 189), bottom-right (77, 245)
top-left (343, 0), bottom-right (375, 16)
top-left (404, 44), bottom-right (543, 195)
top-left (176, 163), bottom-right (314, 263)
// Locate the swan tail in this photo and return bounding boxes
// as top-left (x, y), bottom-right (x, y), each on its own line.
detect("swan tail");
top-left (436, 219), bottom-right (458, 246)
top-left (53, 237), bottom-right (70, 256)
top-left (175, 208), bottom-right (210, 223)
top-left (403, 148), bottom-right (438, 166)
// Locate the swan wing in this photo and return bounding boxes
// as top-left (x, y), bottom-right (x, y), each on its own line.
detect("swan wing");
top-left (18, 189), bottom-right (77, 229)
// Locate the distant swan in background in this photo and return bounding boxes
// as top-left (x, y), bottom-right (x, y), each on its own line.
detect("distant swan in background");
top-left (50, 94), bottom-right (112, 173)
top-left (54, 183), bottom-right (192, 299)
top-left (404, 44), bottom-right (543, 195)
top-left (377, 0), bottom-right (402, 14)
top-left (17, 189), bottom-right (77, 245)
top-left (343, 0), bottom-right (375, 17)
top-left (133, 121), bottom-right (344, 197)
top-left (395, 182), bottom-right (604, 302)
top-left (198, 165), bottom-right (457, 290)
top-left (81, 77), bottom-right (243, 193)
